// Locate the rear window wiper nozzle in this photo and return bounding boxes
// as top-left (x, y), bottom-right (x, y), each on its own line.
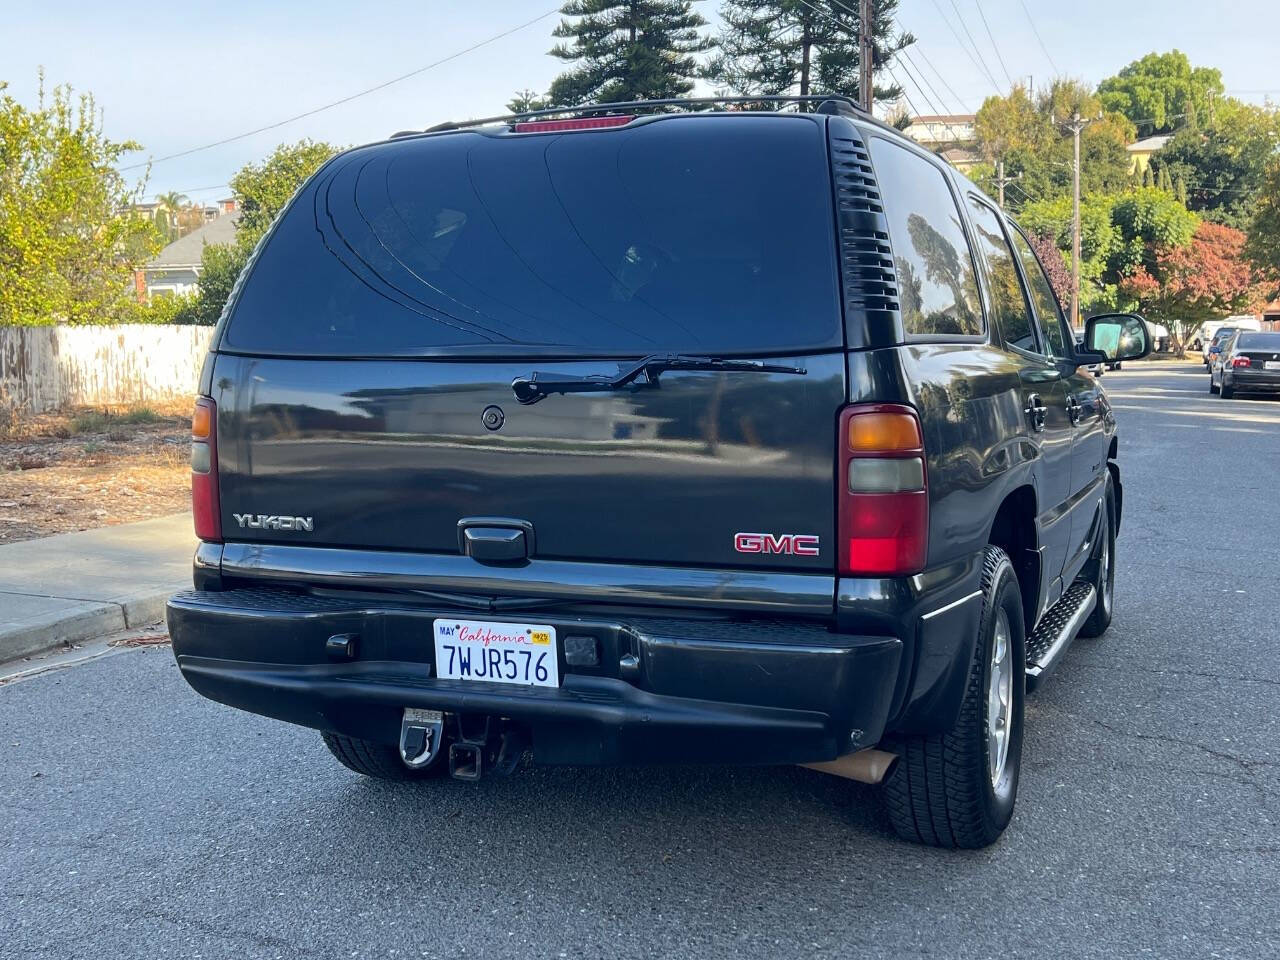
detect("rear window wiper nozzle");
top-left (511, 353), bottom-right (806, 405)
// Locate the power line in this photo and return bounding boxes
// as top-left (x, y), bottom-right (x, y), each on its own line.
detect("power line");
top-left (973, 1), bottom-right (1015, 90)
top-left (942, 0), bottom-right (1003, 92)
top-left (927, 0), bottom-right (1001, 95)
top-left (898, 34), bottom-right (972, 115)
top-left (116, 8), bottom-right (559, 173)
top-left (1017, 0), bottom-right (1060, 76)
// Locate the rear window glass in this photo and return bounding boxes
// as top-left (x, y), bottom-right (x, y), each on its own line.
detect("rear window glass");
top-left (1236, 333), bottom-right (1280, 350)
top-left (220, 117), bottom-right (842, 356)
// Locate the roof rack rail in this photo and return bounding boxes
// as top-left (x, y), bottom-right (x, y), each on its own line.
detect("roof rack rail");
top-left (401, 95), bottom-right (867, 136)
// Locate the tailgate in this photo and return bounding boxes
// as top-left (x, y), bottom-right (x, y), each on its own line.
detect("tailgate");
top-left (211, 352), bottom-right (844, 571)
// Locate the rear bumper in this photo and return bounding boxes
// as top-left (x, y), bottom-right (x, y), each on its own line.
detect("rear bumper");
top-left (167, 589), bottom-right (903, 766)
top-left (1223, 369), bottom-right (1280, 392)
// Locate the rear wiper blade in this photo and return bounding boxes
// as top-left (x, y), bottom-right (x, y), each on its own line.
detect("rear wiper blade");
top-left (511, 353), bottom-right (807, 405)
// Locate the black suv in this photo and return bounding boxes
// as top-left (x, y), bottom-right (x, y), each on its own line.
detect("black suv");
top-left (168, 97), bottom-right (1150, 848)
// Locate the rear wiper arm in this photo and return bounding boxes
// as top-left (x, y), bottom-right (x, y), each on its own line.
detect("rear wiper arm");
top-left (511, 353), bottom-right (807, 405)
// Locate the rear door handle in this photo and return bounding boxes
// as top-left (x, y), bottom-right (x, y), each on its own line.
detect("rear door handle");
top-left (1025, 393), bottom-right (1047, 432)
top-left (1066, 394), bottom-right (1082, 425)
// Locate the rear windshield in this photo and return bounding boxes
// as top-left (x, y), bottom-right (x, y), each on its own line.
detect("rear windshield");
top-left (220, 116), bottom-right (842, 357)
top-left (1236, 333), bottom-right (1280, 350)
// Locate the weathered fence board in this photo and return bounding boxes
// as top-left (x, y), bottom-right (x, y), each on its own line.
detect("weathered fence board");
top-left (0, 325), bottom-right (213, 413)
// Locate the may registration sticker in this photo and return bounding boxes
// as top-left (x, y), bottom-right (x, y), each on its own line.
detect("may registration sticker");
top-left (433, 619), bottom-right (559, 688)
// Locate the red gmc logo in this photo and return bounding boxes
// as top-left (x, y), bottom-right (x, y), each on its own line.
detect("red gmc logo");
top-left (734, 532), bottom-right (821, 556)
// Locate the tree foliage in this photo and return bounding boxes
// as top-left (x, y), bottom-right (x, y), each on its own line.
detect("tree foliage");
top-left (0, 76), bottom-right (160, 325)
top-left (1150, 99), bottom-right (1280, 229)
top-left (1246, 160), bottom-right (1280, 280)
top-left (707, 0), bottom-right (910, 102)
top-left (547, 0), bottom-right (711, 106)
top-left (1097, 50), bottom-right (1224, 136)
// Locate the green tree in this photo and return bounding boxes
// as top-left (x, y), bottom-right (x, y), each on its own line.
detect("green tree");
top-left (707, 0), bottom-right (910, 102)
top-left (182, 139), bottom-right (338, 325)
top-left (1097, 50), bottom-right (1224, 136)
top-left (547, 0), bottom-right (712, 106)
top-left (0, 75), bottom-right (160, 326)
top-left (155, 190), bottom-right (188, 242)
top-left (1150, 99), bottom-right (1280, 229)
top-left (507, 89), bottom-right (550, 114)
top-left (1245, 159), bottom-right (1280, 280)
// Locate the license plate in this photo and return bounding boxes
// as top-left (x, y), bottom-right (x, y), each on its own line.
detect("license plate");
top-left (1265, 361), bottom-right (1280, 370)
top-left (433, 618), bottom-right (559, 688)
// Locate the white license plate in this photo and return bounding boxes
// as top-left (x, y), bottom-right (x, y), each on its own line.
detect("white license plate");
top-left (1264, 361), bottom-right (1280, 370)
top-left (433, 619), bottom-right (559, 688)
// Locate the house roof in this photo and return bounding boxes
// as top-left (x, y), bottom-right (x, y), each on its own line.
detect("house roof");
top-left (908, 114), bottom-right (976, 125)
top-left (147, 212), bottom-right (241, 269)
top-left (1127, 135), bottom-right (1172, 153)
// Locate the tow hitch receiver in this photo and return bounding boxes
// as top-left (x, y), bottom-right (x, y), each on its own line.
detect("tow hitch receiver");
top-left (399, 708), bottom-right (444, 769)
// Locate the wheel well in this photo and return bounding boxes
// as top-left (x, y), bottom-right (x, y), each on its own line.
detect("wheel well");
top-left (988, 485), bottom-right (1038, 630)
top-left (1108, 436), bottom-right (1118, 461)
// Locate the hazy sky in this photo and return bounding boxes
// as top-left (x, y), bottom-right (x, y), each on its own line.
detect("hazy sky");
top-left (3, 0), bottom-right (1277, 202)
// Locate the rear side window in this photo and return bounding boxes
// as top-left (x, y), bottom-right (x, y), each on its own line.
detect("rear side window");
top-left (1008, 227), bottom-right (1068, 359)
top-left (867, 138), bottom-right (982, 337)
top-left (967, 198), bottom-right (1035, 352)
top-left (220, 117), bottom-right (842, 357)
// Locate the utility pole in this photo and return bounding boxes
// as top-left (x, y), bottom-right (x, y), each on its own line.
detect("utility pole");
top-left (992, 158), bottom-right (1021, 208)
top-left (859, 0), bottom-right (874, 112)
top-left (1056, 111), bottom-right (1095, 327)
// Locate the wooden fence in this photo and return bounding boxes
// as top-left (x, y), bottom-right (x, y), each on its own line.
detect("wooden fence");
top-left (0, 325), bottom-right (214, 413)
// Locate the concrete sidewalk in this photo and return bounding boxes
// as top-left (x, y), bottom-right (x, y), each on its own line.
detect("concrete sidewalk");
top-left (0, 514), bottom-right (193, 663)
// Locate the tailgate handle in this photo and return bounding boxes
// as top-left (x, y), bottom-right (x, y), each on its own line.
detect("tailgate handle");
top-left (457, 518), bottom-right (535, 564)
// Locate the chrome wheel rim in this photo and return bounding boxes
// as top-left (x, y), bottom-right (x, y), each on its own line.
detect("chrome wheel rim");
top-left (987, 609), bottom-right (1013, 791)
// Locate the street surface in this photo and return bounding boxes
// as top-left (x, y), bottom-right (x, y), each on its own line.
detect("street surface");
top-left (2, 361), bottom-right (1277, 959)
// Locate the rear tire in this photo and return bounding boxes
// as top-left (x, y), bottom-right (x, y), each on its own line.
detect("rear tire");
top-left (1209, 376), bottom-right (1218, 395)
top-left (879, 546), bottom-right (1025, 848)
top-left (1079, 473), bottom-right (1116, 639)
top-left (1221, 382), bottom-right (1235, 399)
top-left (321, 732), bottom-right (448, 781)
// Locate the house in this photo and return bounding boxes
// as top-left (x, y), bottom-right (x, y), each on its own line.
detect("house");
top-left (1126, 135), bottom-right (1171, 174)
top-left (135, 210), bottom-right (240, 301)
top-left (903, 114), bottom-right (977, 149)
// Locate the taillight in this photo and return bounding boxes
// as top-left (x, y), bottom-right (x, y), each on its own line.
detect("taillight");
top-left (191, 397), bottom-right (221, 542)
top-left (838, 404), bottom-right (928, 577)
top-left (513, 115), bottom-right (634, 133)
top-left (1232, 356), bottom-right (1252, 368)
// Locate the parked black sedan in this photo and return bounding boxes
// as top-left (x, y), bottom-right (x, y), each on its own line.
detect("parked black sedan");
top-left (1210, 331), bottom-right (1280, 399)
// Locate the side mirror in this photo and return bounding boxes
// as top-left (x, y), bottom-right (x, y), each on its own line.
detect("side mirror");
top-left (1084, 313), bottom-right (1152, 363)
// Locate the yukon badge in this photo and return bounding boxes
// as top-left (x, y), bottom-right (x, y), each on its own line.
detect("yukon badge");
top-left (734, 532), bottom-right (820, 556)
top-left (233, 513), bottom-right (314, 532)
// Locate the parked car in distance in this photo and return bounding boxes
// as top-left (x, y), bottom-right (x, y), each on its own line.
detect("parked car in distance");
top-left (1146, 320), bottom-right (1169, 353)
top-left (1210, 331), bottom-right (1280, 399)
top-left (1204, 327), bottom-right (1238, 368)
top-left (1195, 316), bottom-right (1260, 353)
top-left (166, 96), bottom-right (1152, 850)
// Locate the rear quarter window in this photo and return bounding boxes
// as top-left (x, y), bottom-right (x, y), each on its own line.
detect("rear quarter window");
top-left (219, 116), bottom-right (843, 357)
top-left (866, 137), bottom-right (982, 338)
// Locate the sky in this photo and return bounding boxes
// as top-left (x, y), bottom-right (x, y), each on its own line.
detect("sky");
top-left (3, 0), bottom-right (1278, 204)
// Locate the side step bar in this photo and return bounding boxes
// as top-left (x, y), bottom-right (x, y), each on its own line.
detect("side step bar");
top-left (1025, 582), bottom-right (1096, 692)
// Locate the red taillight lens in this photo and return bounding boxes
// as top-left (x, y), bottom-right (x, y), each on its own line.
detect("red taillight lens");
top-left (513, 115), bottom-right (634, 133)
top-left (1232, 356), bottom-right (1252, 368)
top-left (838, 404), bottom-right (928, 577)
top-left (191, 397), bottom-right (221, 542)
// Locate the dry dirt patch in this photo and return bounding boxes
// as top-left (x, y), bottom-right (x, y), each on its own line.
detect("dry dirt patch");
top-left (0, 406), bottom-right (191, 543)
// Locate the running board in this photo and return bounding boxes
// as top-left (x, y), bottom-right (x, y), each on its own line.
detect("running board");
top-left (1025, 582), bottom-right (1096, 691)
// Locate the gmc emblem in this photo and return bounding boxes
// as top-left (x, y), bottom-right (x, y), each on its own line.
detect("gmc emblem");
top-left (734, 532), bottom-right (820, 556)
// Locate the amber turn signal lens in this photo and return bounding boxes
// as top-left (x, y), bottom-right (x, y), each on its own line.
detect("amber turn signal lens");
top-left (846, 410), bottom-right (922, 453)
top-left (192, 400), bottom-right (212, 439)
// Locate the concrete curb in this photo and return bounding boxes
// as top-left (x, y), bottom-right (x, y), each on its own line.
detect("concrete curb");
top-left (0, 514), bottom-right (193, 666)
top-left (0, 587), bottom-right (178, 664)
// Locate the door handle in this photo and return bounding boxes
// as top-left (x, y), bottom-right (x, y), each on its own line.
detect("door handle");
top-left (1066, 394), bottom-right (1082, 426)
top-left (1024, 393), bottom-right (1047, 432)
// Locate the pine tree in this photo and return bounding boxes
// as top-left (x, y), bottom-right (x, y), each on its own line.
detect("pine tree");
top-left (707, 0), bottom-right (912, 103)
top-left (1174, 174), bottom-right (1188, 204)
top-left (547, 1), bottom-right (712, 106)
top-left (1142, 164), bottom-right (1154, 188)
top-left (1157, 164), bottom-right (1172, 192)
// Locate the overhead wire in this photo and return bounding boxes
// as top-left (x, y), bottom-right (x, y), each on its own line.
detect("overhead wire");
top-left (1017, 0), bottom-right (1060, 76)
top-left (973, 1), bottom-right (1016, 90)
top-left (938, 0), bottom-right (1003, 92)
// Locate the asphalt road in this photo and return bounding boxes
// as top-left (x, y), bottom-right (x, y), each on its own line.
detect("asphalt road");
top-left (2, 361), bottom-right (1277, 960)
